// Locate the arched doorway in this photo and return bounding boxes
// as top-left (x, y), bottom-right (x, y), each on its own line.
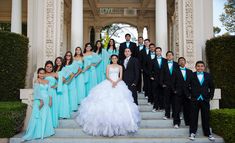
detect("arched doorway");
top-left (100, 23), bottom-right (138, 48)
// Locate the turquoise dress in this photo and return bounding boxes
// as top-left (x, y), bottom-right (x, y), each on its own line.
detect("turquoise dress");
top-left (96, 49), bottom-right (109, 83)
top-left (64, 64), bottom-right (78, 112)
top-left (22, 83), bottom-right (54, 141)
top-left (107, 48), bottom-right (119, 56)
top-left (107, 49), bottom-right (119, 63)
top-left (45, 76), bottom-right (59, 128)
top-left (73, 60), bottom-right (86, 104)
top-left (57, 70), bottom-right (70, 119)
top-left (84, 53), bottom-right (102, 96)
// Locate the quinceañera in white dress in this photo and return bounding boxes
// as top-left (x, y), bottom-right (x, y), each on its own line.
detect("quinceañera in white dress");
top-left (76, 65), bottom-right (141, 137)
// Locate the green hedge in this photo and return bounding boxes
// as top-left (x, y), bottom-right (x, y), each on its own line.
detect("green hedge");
top-left (0, 102), bottom-right (27, 138)
top-left (0, 31), bottom-right (29, 101)
top-left (210, 109), bottom-right (235, 143)
top-left (206, 35), bottom-right (235, 108)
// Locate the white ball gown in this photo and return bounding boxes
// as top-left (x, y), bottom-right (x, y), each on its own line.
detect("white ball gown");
top-left (76, 66), bottom-right (141, 137)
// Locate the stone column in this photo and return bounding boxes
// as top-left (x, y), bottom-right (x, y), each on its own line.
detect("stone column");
top-left (173, 0), bottom-right (213, 70)
top-left (137, 26), bottom-right (144, 37)
top-left (71, 0), bottom-right (83, 52)
top-left (155, 0), bottom-right (168, 55)
top-left (11, 0), bottom-right (22, 34)
top-left (193, 0), bottom-right (213, 62)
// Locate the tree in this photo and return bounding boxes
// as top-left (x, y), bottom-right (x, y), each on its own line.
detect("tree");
top-left (220, 0), bottom-right (235, 34)
top-left (213, 26), bottom-right (221, 36)
top-left (101, 24), bottom-right (132, 47)
top-left (0, 23), bottom-right (11, 31)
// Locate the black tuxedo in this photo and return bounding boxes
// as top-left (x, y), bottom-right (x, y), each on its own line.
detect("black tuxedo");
top-left (139, 48), bottom-right (152, 102)
top-left (160, 61), bottom-right (180, 118)
top-left (173, 68), bottom-right (193, 126)
top-left (136, 45), bottom-right (145, 92)
top-left (149, 57), bottom-right (167, 110)
top-left (190, 72), bottom-right (215, 101)
top-left (122, 57), bottom-right (140, 105)
top-left (189, 72), bottom-right (215, 136)
top-left (119, 42), bottom-right (137, 63)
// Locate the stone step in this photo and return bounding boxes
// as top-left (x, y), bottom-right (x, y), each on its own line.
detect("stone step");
top-left (71, 111), bottom-right (165, 120)
top-left (53, 128), bottom-right (205, 138)
top-left (139, 105), bottom-right (153, 112)
top-left (138, 98), bottom-right (148, 104)
top-left (59, 119), bottom-right (183, 128)
top-left (10, 93), bottom-right (223, 143)
top-left (10, 136), bottom-right (224, 143)
top-left (141, 111), bottom-right (165, 119)
top-left (138, 95), bottom-right (147, 99)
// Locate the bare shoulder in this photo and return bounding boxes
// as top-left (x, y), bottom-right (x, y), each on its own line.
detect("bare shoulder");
top-left (44, 80), bottom-right (49, 84)
top-left (106, 64), bottom-right (111, 69)
top-left (118, 65), bottom-right (123, 69)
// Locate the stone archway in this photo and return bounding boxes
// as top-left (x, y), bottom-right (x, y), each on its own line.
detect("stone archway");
top-left (100, 23), bottom-right (139, 47)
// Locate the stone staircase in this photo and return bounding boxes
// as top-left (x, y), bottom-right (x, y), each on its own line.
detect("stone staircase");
top-left (10, 94), bottom-right (224, 143)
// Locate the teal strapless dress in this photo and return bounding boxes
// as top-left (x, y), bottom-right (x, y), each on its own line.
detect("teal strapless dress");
top-left (73, 60), bottom-right (86, 104)
top-left (96, 49), bottom-right (110, 83)
top-left (84, 53), bottom-right (101, 96)
top-left (64, 64), bottom-right (78, 112)
top-left (57, 70), bottom-right (71, 119)
top-left (22, 83), bottom-right (54, 141)
top-left (45, 76), bottom-right (59, 128)
top-left (107, 49), bottom-right (119, 64)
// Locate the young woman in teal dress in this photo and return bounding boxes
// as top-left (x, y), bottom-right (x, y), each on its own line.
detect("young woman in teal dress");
top-left (54, 57), bottom-right (70, 119)
top-left (22, 68), bottom-right (54, 141)
top-left (44, 61), bottom-right (59, 128)
top-left (83, 43), bottom-right (102, 96)
top-left (64, 51), bottom-right (78, 112)
top-left (93, 40), bottom-right (109, 83)
top-left (73, 47), bottom-right (86, 104)
top-left (107, 39), bottom-right (119, 57)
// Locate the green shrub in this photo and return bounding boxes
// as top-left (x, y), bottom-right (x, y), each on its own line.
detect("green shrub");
top-left (0, 102), bottom-right (27, 138)
top-left (206, 35), bottom-right (235, 108)
top-left (0, 31), bottom-right (29, 101)
top-left (210, 109), bottom-right (235, 143)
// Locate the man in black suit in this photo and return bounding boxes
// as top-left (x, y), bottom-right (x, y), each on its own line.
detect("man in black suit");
top-left (119, 33), bottom-right (137, 63)
top-left (188, 61), bottom-right (215, 141)
top-left (149, 47), bottom-right (167, 112)
top-left (139, 39), bottom-right (152, 104)
top-left (122, 48), bottom-right (140, 105)
top-left (160, 51), bottom-right (180, 120)
top-left (136, 36), bottom-right (145, 93)
top-left (173, 57), bottom-right (193, 128)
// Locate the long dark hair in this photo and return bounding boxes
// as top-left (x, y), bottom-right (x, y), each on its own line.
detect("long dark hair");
top-left (53, 57), bottom-right (63, 72)
top-left (83, 43), bottom-right (92, 53)
top-left (93, 40), bottom-right (103, 55)
top-left (74, 47), bottom-right (83, 57)
top-left (107, 39), bottom-right (117, 52)
top-left (37, 68), bottom-right (45, 74)
top-left (44, 60), bottom-right (54, 73)
top-left (37, 68), bottom-right (45, 78)
top-left (110, 54), bottom-right (119, 64)
top-left (64, 51), bottom-right (73, 66)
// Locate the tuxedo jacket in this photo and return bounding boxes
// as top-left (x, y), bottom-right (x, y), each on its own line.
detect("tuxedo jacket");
top-left (175, 68), bottom-right (193, 97)
top-left (119, 42), bottom-right (137, 62)
top-left (149, 57), bottom-right (167, 84)
top-left (189, 72), bottom-right (215, 102)
top-left (139, 48), bottom-right (151, 76)
top-left (122, 57), bottom-right (140, 86)
top-left (137, 45), bottom-right (146, 68)
top-left (160, 61), bottom-right (180, 90)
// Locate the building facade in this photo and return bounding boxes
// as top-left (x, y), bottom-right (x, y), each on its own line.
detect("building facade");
top-left (0, 0), bottom-right (213, 88)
